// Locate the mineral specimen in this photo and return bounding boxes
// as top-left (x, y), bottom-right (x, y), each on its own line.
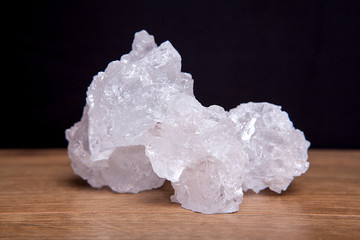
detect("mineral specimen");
top-left (143, 94), bottom-right (248, 214)
top-left (229, 102), bottom-right (310, 194)
top-left (66, 29), bottom-right (310, 214)
top-left (143, 96), bottom-right (310, 213)
top-left (66, 30), bottom-right (194, 193)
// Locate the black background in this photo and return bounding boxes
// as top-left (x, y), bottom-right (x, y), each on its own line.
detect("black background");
top-left (3, 1), bottom-right (360, 148)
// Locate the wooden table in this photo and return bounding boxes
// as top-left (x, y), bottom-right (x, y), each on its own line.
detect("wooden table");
top-left (0, 149), bottom-right (359, 239)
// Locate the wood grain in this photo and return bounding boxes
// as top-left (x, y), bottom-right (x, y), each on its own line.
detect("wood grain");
top-left (0, 149), bottom-right (359, 239)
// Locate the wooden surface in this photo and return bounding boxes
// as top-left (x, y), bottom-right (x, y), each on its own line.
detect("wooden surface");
top-left (0, 149), bottom-right (359, 240)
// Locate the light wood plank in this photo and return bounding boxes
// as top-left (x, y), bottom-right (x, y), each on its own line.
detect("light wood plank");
top-left (0, 149), bottom-right (359, 239)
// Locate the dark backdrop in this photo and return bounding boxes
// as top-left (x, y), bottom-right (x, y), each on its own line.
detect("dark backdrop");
top-left (3, 1), bottom-right (360, 148)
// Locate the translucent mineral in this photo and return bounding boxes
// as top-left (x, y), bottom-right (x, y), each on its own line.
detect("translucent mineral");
top-left (229, 102), bottom-right (310, 194)
top-left (143, 97), bottom-right (310, 214)
top-left (143, 94), bottom-right (248, 214)
top-left (65, 30), bottom-right (194, 193)
top-left (66, 29), bottom-right (310, 214)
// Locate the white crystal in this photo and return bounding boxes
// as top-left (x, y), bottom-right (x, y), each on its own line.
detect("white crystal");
top-left (144, 98), bottom-right (310, 214)
top-left (66, 30), bottom-right (194, 193)
top-left (66, 30), bottom-right (310, 214)
top-left (229, 102), bottom-right (310, 193)
top-left (144, 94), bottom-right (248, 214)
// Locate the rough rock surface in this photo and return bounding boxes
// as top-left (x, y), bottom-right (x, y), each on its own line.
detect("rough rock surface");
top-left (229, 102), bottom-right (310, 193)
top-left (66, 30), bottom-right (194, 193)
top-left (144, 94), bottom-right (248, 214)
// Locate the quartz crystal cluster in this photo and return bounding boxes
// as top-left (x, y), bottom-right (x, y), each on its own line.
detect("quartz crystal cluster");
top-left (66, 30), bottom-right (310, 214)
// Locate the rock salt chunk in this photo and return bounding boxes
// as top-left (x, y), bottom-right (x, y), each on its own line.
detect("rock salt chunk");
top-left (66, 30), bottom-right (310, 213)
top-left (229, 102), bottom-right (310, 193)
top-left (144, 94), bottom-right (248, 214)
top-left (66, 30), bottom-right (194, 193)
